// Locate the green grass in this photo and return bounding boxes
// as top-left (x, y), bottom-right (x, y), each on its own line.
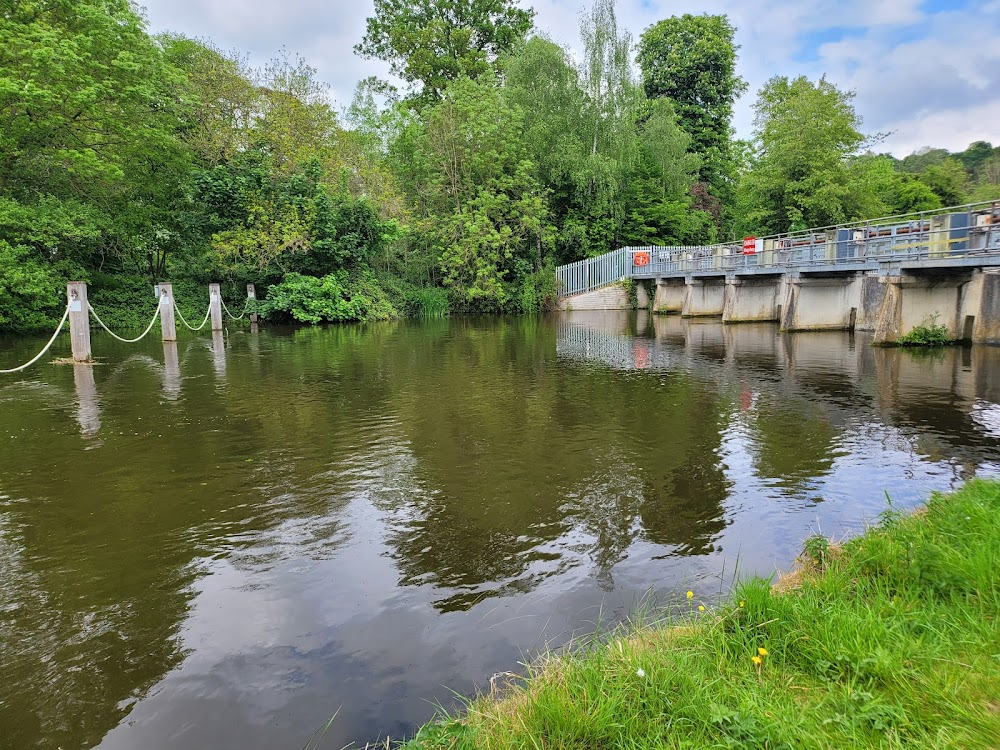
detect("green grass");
top-left (401, 480), bottom-right (1000, 749)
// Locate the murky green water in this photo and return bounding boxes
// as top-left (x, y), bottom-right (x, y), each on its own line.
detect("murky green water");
top-left (1, 312), bottom-right (998, 749)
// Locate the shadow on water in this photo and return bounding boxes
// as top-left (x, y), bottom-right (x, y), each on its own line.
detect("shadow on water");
top-left (0, 312), bottom-right (998, 749)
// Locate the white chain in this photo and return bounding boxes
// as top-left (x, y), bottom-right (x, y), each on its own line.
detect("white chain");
top-left (88, 302), bottom-right (160, 343)
top-left (174, 301), bottom-right (211, 331)
top-left (0, 305), bottom-right (70, 374)
top-left (221, 297), bottom-right (249, 320)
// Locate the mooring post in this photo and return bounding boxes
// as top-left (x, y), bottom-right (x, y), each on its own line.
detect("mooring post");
top-left (247, 283), bottom-right (258, 324)
top-left (158, 282), bottom-right (177, 341)
top-left (209, 283), bottom-right (223, 331)
top-left (67, 282), bottom-right (92, 362)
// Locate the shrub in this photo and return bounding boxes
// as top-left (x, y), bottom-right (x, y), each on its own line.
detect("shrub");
top-left (896, 314), bottom-right (953, 346)
top-left (259, 270), bottom-right (397, 324)
top-left (0, 242), bottom-right (86, 333)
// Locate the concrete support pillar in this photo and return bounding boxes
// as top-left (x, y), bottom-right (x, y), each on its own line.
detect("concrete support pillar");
top-left (247, 283), bottom-right (258, 324)
top-left (855, 274), bottom-right (887, 332)
top-left (966, 269), bottom-right (1000, 344)
top-left (653, 279), bottom-right (686, 314)
top-left (209, 283), bottom-right (223, 331)
top-left (780, 274), bottom-right (860, 331)
top-left (682, 277), bottom-right (726, 318)
top-left (158, 282), bottom-right (177, 342)
top-left (67, 282), bottom-right (92, 362)
top-left (722, 276), bottom-right (781, 323)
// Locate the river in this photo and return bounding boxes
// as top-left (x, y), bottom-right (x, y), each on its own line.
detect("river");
top-left (1, 311), bottom-right (998, 749)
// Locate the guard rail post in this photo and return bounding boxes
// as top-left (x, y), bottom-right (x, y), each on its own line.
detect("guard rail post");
top-left (209, 283), bottom-right (223, 331)
top-left (158, 283), bottom-right (177, 341)
top-left (67, 282), bottom-right (92, 362)
top-left (247, 284), bottom-right (258, 323)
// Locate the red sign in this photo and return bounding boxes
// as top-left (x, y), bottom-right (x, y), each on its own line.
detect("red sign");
top-left (633, 251), bottom-right (650, 266)
top-left (743, 237), bottom-right (757, 255)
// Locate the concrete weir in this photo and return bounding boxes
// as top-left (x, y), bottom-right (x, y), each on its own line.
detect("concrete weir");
top-left (561, 267), bottom-right (1000, 344)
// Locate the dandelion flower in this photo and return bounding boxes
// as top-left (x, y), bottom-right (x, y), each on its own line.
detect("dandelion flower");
top-left (757, 647), bottom-right (768, 657)
top-left (739, 601), bottom-right (745, 607)
top-left (698, 605), bottom-right (705, 612)
top-left (636, 668), bottom-right (645, 678)
top-left (686, 590), bottom-right (694, 599)
top-left (751, 655), bottom-right (762, 666)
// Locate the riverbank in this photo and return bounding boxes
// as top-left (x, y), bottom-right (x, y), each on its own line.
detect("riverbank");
top-left (401, 479), bottom-right (1000, 749)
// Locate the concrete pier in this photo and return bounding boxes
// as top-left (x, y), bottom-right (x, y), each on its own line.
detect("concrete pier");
top-left (780, 273), bottom-right (862, 332)
top-left (682, 277), bottom-right (726, 317)
top-left (653, 279), bottom-right (686, 313)
top-left (722, 276), bottom-right (782, 323)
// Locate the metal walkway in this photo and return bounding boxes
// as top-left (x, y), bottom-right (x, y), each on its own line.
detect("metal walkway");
top-left (556, 201), bottom-right (1000, 295)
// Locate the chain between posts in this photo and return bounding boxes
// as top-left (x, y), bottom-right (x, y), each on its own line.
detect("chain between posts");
top-left (0, 305), bottom-right (71, 374)
top-left (174, 301), bottom-right (211, 331)
top-left (220, 297), bottom-right (249, 320)
top-left (88, 302), bottom-right (161, 343)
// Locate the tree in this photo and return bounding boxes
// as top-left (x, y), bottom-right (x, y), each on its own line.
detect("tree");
top-left (920, 157), bottom-right (967, 206)
top-left (392, 75), bottom-right (546, 308)
top-left (0, 0), bottom-right (191, 277)
top-left (355, 0), bottom-right (534, 105)
top-left (637, 14), bottom-right (746, 194)
top-left (738, 76), bottom-right (883, 234)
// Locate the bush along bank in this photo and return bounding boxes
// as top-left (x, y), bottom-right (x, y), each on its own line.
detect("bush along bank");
top-left (403, 480), bottom-right (1000, 749)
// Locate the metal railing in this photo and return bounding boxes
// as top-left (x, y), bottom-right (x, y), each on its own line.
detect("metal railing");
top-left (556, 201), bottom-right (1000, 294)
top-left (555, 247), bottom-right (631, 296)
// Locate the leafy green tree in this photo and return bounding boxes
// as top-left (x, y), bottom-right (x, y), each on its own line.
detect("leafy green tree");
top-left (159, 35), bottom-right (258, 168)
top-left (738, 76), bottom-right (884, 234)
top-left (891, 174), bottom-right (943, 213)
top-left (897, 147), bottom-right (950, 174)
top-left (355, 0), bottom-right (534, 104)
top-left (637, 14), bottom-right (746, 196)
top-left (392, 75), bottom-right (546, 308)
top-left (0, 0), bottom-right (191, 277)
top-left (920, 157), bottom-right (967, 206)
top-left (954, 141), bottom-right (993, 175)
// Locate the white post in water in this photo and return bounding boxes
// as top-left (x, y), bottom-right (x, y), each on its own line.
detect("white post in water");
top-left (158, 282), bottom-right (177, 342)
top-left (67, 281), bottom-right (92, 362)
top-left (209, 283), bottom-right (223, 331)
top-left (247, 283), bottom-right (258, 324)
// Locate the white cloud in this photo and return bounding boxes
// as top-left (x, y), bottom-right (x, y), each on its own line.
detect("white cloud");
top-left (138, 0), bottom-right (1000, 156)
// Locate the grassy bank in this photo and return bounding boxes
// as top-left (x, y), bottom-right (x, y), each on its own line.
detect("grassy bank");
top-left (402, 480), bottom-right (1000, 749)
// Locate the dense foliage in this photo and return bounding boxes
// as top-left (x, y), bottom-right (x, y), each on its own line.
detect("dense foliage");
top-left (2, 0), bottom-right (999, 333)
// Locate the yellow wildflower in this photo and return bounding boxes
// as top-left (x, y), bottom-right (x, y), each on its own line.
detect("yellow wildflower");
top-left (757, 647), bottom-right (768, 657)
top-left (686, 590), bottom-right (694, 599)
top-left (739, 601), bottom-right (745, 607)
top-left (698, 605), bottom-right (705, 612)
top-left (751, 655), bottom-right (762, 666)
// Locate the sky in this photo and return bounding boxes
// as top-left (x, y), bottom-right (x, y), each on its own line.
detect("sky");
top-left (138, 0), bottom-right (1000, 157)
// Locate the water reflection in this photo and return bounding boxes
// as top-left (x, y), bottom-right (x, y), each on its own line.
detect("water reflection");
top-left (73, 364), bottom-right (101, 438)
top-left (0, 315), bottom-right (998, 750)
top-left (162, 341), bottom-right (181, 400)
